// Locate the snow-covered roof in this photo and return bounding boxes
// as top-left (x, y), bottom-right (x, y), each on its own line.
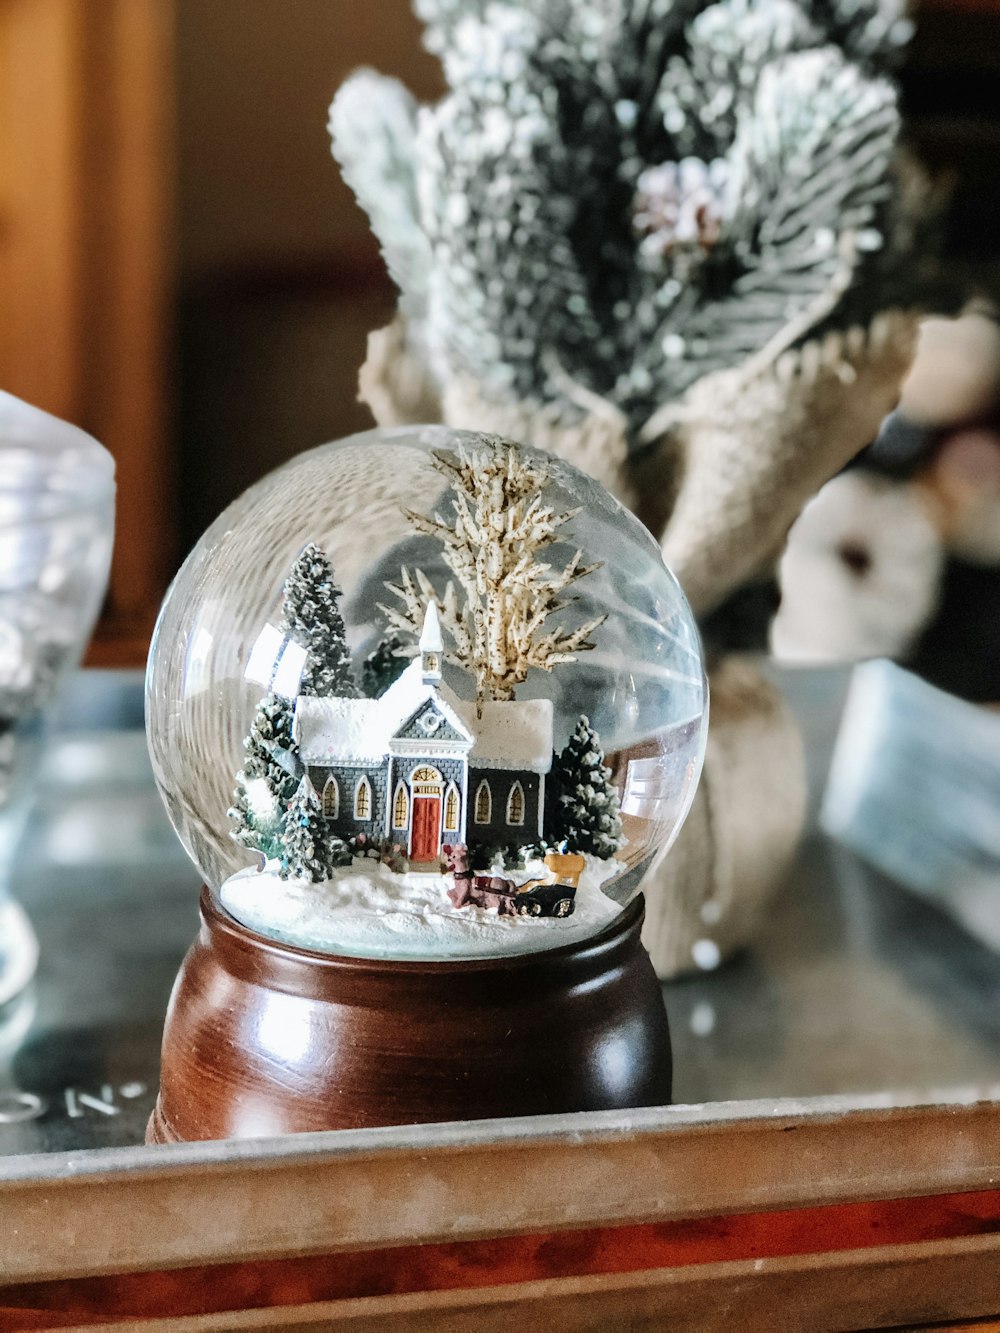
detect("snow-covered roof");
top-left (294, 659), bottom-right (553, 773)
top-left (454, 698), bottom-right (554, 773)
top-left (295, 660), bottom-right (471, 765)
top-left (295, 694), bottom-right (385, 765)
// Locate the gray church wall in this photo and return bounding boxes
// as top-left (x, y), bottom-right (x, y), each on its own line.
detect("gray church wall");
top-left (467, 769), bottom-right (542, 846)
top-left (308, 763), bottom-right (387, 840)
top-left (394, 702), bottom-right (468, 745)
top-left (387, 755), bottom-right (467, 841)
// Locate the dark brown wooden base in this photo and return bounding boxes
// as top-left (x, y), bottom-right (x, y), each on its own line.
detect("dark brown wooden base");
top-left (148, 887), bottom-right (671, 1143)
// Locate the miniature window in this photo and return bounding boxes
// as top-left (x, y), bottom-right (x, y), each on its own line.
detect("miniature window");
top-left (444, 784), bottom-right (460, 832)
top-left (474, 780), bottom-right (492, 824)
top-left (412, 765), bottom-right (442, 786)
top-left (354, 776), bottom-right (372, 821)
top-left (417, 708), bottom-right (443, 735)
top-left (506, 781), bottom-right (525, 826)
top-left (393, 782), bottom-right (409, 829)
top-left (322, 777), bottom-right (339, 819)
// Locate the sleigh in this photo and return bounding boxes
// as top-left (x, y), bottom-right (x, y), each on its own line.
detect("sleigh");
top-left (444, 849), bottom-right (584, 918)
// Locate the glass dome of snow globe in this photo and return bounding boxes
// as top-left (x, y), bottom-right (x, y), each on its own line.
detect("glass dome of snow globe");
top-left (146, 426), bottom-right (707, 962)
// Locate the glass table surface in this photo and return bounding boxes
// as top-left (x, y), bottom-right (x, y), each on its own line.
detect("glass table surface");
top-left (2, 666), bottom-right (999, 1161)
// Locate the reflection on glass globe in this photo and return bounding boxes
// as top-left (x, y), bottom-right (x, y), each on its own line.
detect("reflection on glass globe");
top-left (146, 427), bottom-right (707, 960)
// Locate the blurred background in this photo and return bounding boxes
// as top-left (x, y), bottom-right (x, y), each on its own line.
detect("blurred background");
top-left (1, 0), bottom-right (999, 668)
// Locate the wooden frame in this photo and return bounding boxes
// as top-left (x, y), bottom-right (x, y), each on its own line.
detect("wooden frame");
top-left (3, 1091), bottom-right (1000, 1327)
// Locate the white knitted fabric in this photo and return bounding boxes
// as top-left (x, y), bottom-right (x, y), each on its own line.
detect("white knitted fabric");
top-left (772, 471), bottom-right (943, 663)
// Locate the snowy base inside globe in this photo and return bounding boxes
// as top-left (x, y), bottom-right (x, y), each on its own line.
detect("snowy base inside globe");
top-left (219, 854), bottom-right (623, 960)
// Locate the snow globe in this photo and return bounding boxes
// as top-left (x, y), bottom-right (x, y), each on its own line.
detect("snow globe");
top-left (146, 427), bottom-right (707, 1142)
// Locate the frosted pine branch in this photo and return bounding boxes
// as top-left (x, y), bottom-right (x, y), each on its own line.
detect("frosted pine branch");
top-left (331, 0), bottom-right (936, 450)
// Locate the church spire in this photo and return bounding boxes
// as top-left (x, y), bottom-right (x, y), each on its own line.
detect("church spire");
top-left (419, 601), bottom-right (443, 685)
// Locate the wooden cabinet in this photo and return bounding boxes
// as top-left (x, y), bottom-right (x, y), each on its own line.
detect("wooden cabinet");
top-left (0, 0), bottom-right (175, 664)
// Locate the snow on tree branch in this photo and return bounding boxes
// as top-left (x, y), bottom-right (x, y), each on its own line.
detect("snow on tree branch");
top-left (382, 435), bottom-right (606, 709)
top-left (331, 0), bottom-right (935, 448)
top-left (283, 543), bottom-right (359, 698)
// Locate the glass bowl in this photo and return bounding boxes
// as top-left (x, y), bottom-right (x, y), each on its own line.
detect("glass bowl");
top-left (0, 393), bottom-right (115, 1004)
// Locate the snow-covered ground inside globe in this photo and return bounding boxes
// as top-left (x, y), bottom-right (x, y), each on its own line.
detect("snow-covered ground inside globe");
top-left (219, 854), bottom-right (624, 960)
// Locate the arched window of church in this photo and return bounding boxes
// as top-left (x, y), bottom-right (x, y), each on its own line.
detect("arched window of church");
top-left (506, 781), bottom-right (525, 826)
top-left (354, 776), bottom-right (372, 821)
top-left (444, 783), bottom-right (460, 832)
top-left (322, 777), bottom-right (339, 819)
top-left (474, 780), bottom-right (492, 825)
top-left (393, 782), bottom-right (409, 830)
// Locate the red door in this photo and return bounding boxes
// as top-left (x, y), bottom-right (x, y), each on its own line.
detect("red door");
top-left (410, 795), bottom-right (441, 863)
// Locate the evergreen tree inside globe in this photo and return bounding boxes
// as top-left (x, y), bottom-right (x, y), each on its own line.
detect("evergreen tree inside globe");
top-left (361, 629), bottom-right (410, 698)
top-left (283, 543), bottom-right (359, 698)
top-left (229, 694), bottom-right (300, 860)
top-left (280, 779), bottom-right (331, 883)
top-left (550, 716), bottom-right (625, 860)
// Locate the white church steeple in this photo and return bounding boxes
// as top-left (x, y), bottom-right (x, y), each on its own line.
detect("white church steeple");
top-left (419, 600), bottom-right (443, 685)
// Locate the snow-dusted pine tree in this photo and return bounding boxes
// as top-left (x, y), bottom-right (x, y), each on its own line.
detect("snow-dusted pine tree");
top-left (360, 629), bottom-right (411, 698)
top-left (283, 543), bottom-right (359, 697)
top-left (381, 436), bottom-right (605, 709)
top-left (550, 716), bottom-right (624, 860)
top-left (229, 694), bottom-right (300, 858)
top-left (280, 778), bottom-right (331, 882)
top-left (331, 0), bottom-right (944, 456)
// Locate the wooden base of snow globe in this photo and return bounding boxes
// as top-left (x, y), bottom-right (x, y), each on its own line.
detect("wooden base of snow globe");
top-left (147, 886), bottom-right (671, 1144)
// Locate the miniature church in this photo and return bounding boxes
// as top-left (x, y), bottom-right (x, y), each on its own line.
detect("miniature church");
top-left (293, 604), bottom-right (554, 863)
